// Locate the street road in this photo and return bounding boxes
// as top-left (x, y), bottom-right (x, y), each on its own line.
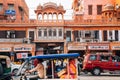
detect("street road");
top-left (79, 73), bottom-right (120, 80)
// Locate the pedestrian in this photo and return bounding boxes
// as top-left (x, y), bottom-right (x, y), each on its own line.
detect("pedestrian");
top-left (27, 58), bottom-right (44, 79)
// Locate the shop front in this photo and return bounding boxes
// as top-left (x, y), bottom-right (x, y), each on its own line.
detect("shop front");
top-left (0, 44), bottom-right (35, 62)
top-left (0, 44), bottom-right (13, 61)
top-left (13, 44), bottom-right (35, 63)
top-left (36, 42), bottom-right (64, 55)
top-left (67, 43), bottom-right (86, 57)
top-left (111, 42), bottom-right (120, 57)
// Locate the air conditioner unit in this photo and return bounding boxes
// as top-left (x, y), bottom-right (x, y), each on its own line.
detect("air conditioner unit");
top-left (93, 39), bottom-right (99, 42)
top-left (76, 38), bottom-right (83, 42)
top-left (84, 39), bottom-right (93, 42)
top-left (76, 38), bottom-right (80, 42)
top-left (23, 38), bottom-right (30, 43)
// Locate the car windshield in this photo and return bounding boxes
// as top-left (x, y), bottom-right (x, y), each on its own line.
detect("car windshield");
top-left (111, 55), bottom-right (120, 62)
top-left (89, 55), bottom-right (97, 61)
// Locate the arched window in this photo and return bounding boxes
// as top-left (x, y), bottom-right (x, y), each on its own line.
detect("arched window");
top-left (48, 13), bottom-right (52, 20)
top-left (38, 14), bottom-right (42, 20)
top-left (58, 13), bottom-right (62, 20)
top-left (53, 13), bottom-right (57, 20)
top-left (44, 13), bottom-right (47, 21)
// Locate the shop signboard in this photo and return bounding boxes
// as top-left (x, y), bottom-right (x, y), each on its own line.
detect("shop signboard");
top-left (0, 48), bottom-right (11, 52)
top-left (14, 47), bottom-right (32, 51)
top-left (17, 53), bottom-right (28, 59)
top-left (88, 45), bottom-right (109, 50)
top-left (68, 46), bottom-right (86, 50)
top-left (112, 46), bottom-right (120, 50)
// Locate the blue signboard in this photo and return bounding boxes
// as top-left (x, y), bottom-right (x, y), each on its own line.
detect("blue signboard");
top-left (5, 10), bottom-right (16, 15)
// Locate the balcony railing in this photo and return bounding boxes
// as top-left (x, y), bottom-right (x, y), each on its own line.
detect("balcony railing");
top-left (76, 38), bottom-right (100, 43)
top-left (37, 20), bottom-right (64, 26)
top-left (0, 38), bottom-right (24, 43)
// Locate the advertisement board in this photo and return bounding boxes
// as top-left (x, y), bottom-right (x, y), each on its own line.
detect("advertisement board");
top-left (17, 53), bottom-right (28, 59)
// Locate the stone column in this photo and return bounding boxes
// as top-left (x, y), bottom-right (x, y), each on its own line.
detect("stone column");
top-left (71, 30), bottom-right (74, 42)
top-left (52, 13), bottom-right (53, 21)
top-left (47, 13), bottom-right (49, 21)
top-left (36, 13), bottom-right (38, 20)
top-left (118, 30), bottom-right (120, 41)
top-left (57, 13), bottom-right (58, 22)
top-left (42, 13), bottom-right (44, 22)
top-left (112, 30), bottom-right (115, 41)
top-left (107, 30), bottom-right (109, 40)
top-left (62, 13), bottom-right (64, 21)
top-left (99, 30), bottom-right (102, 42)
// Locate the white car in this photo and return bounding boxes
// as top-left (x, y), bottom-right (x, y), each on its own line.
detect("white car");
top-left (11, 63), bottom-right (21, 75)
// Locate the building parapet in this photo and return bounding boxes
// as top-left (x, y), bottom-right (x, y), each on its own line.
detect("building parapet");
top-left (0, 20), bottom-right (64, 26)
top-left (64, 20), bottom-right (120, 26)
top-left (1, 19), bottom-right (120, 26)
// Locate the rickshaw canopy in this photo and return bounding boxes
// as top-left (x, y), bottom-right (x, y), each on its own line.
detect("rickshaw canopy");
top-left (15, 53), bottom-right (80, 80)
top-left (28, 53), bottom-right (80, 60)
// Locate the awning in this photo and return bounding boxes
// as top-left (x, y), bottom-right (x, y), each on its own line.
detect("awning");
top-left (53, 46), bottom-right (61, 50)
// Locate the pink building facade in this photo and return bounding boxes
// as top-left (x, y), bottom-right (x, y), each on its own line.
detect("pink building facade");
top-left (83, 0), bottom-right (115, 20)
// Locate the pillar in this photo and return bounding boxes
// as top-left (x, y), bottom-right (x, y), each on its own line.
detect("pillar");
top-left (71, 30), bottom-right (74, 42)
top-left (62, 13), bottom-right (64, 21)
top-left (47, 13), bottom-right (49, 21)
top-left (36, 28), bottom-right (38, 40)
top-left (112, 30), bottom-right (115, 40)
top-left (42, 13), bottom-right (44, 22)
top-left (57, 13), bottom-right (58, 22)
top-left (107, 30), bottom-right (109, 40)
top-left (118, 30), bottom-right (120, 41)
top-left (99, 30), bottom-right (102, 42)
top-left (64, 42), bottom-right (68, 53)
top-left (37, 13), bottom-right (38, 20)
top-left (26, 29), bottom-right (29, 39)
top-left (31, 51), bottom-right (35, 56)
top-left (52, 13), bottom-right (53, 21)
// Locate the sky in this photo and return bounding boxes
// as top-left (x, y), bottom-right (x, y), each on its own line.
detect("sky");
top-left (25, 0), bottom-right (73, 19)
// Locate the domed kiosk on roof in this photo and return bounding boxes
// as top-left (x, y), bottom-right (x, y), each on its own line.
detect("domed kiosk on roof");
top-left (35, 2), bottom-right (66, 21)
top-left (103, 4), bottom-right (115, 11)
top-left (35, 2), bottom-right (65, 12)
top-left (102, 3), bottom-right (117, 22)
top-left (58, 4), bottom-right (64, 10)
top-left (37, 4), bottom-right (42, 10)
top-left (43, 2), bottom-right (57, 9)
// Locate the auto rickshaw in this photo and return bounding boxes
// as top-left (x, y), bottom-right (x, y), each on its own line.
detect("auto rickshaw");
top-left (13, 53), bottom-right (80, 80)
